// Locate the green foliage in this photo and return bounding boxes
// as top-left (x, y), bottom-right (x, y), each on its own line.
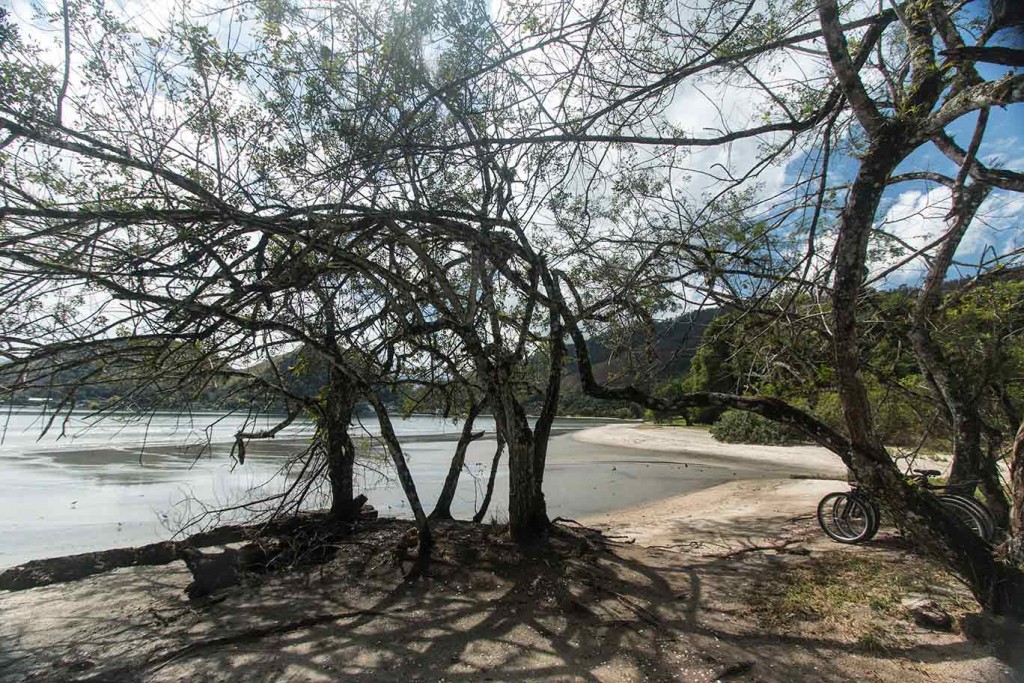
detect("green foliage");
top-left (938, 280), bottom-right (1024, 411)
top-left (0, 8), bottom-right (57, 119)
top-left (556, 389), bottom-right (643, 418)
top-left (673, 277), bottom-right (1024, 450)
top-left (709, 409), bottom-right (807, 445)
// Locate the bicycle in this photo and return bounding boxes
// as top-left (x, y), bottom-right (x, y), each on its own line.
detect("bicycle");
top-left (908, 469), bottom-right (996, 542)
top-left (817, 469), bottom-right (996, 544)
top-left (817, 484), bottom-right (879, 544)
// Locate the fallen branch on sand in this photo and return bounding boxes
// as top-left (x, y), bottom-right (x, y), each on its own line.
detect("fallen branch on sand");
top-left (0, 524), bottom-right (248, 591)
top-left (0, 507), bottom-right (377, 591)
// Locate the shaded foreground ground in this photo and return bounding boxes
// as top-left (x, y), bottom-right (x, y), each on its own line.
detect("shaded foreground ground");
top-left (1, 512), bottom-right (1020, 682)
top-left (1, 426), bottom-right (1018, 681)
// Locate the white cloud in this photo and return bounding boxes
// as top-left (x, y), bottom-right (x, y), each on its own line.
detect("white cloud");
top-left (869, 185), bottom-right (1024, 287)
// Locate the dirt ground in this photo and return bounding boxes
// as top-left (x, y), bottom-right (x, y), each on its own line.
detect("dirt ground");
top-left (1, 425), bottom-right (1020, 682)
top-left (1, 512), bottom-right (1020, 682)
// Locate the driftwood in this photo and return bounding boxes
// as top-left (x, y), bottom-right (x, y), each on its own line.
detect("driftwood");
top-left (0, 524), bottom-right (249, 592)
top-left (0, 504), bottom-right (378, 592)
top-left (183, 541), bottom-right (284, 599)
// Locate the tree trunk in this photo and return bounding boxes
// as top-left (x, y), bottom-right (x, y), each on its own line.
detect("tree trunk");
top-left (367, 395), bottom-right (432, 558)
top-left (997, 420), bottom-right (1024, 566)
top-left (506, 428), bottom-right (548, 540)
top-left (323, 366), bottom-right (359, 520)
top-left (430, 400), bottom-right (485, 520)
top-left (981, 433), bottom-right (1012, 533)
top-left (904, 179), bottom-right (1009, 530)
top-left (945, 412), bottom-right (983, 487)
top-left (830, 135), bottom-right (905, 457)
top-left (1012, 420), bottom-right (1024, 537)
top-left (530, 262), bottom-right (566, 512)
top-left (489, 378), bottom-right (548, 541)
top-left (830, 133), bottom-right (1024, 617)
top-left (468, 331), bottom-right (551, 542)
top-left (473, 433), bottom-right (505, 524)
top-left (944, 410), bottom-right (1010, 534)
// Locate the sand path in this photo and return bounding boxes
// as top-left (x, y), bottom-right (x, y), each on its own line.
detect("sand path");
top-left (574, 423), bottom-right (945, 554)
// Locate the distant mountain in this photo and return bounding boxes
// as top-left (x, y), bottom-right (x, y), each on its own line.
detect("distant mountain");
top-left (556, 307), bottom-right (726, 417)
top-left (3, 307), bottom-right (726, 418)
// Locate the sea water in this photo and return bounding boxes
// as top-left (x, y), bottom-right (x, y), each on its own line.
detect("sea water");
top-left (0, 407), bottom-right (731, 568)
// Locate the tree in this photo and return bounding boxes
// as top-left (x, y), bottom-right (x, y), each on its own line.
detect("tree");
top-left (0, 0), bottom-right (507, 533)
top-left (527, 0), bottom-right (1024, 613)
top-left (4, 0), bottom-right (1024, 612)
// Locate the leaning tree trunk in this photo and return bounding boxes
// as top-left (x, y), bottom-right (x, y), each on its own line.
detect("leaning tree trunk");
top-left (1007, 419), bottom-right (1024, 564)
top-left (530, 264), bottom-right (566, 513)
top-left (367, 395), bottom-right (432, 557)
top-left (829, 131), bottom-right (1024, 616)
top-left (473, 433), bottom-right (506, 524)
top-left (323, 365), bottom-right (361, 520)
top-left (430, 400), bottom-right (485, 520)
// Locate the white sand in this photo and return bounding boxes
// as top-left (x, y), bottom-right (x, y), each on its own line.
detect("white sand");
top-left (583, 478), bottom-right (841, 553)
top-left (573, 423), bottom-right (946, 552)
top-left (574, 423), bottom-right (850, 476)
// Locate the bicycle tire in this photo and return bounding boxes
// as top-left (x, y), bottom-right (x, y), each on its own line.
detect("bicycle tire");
top-left (843, 491), bottom-right (881, 542)
top-left (818, 492), bottom-right (876, 543)
top-left (956, 496), bottom-right (996, 542)
top-left (831, 493), bottom-right (877, 542)
top-left (940, 494), bottom-right (994, 542)
top-left (939, 495), bottom-right (989, 541)
top-left (865, 493), bottom-right (882, 540)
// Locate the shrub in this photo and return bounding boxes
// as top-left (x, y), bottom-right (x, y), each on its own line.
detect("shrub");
top-left (710, 409), bottom-right (807, 445)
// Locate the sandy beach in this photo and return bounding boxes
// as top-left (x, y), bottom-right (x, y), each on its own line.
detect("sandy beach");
top-left (573, 423), bottom-right (849, 552)
top-left (573, 423), bottom-right (849, 475)
top-left (1, 423), bottom-right (1015, 682)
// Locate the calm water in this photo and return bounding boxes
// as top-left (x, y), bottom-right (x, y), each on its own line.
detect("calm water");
top-left (0, 407), bottom-right (739, 568)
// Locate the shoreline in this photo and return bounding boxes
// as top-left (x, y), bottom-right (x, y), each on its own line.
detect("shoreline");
top-left (2, 424), bottom-right (1013, 683)
top-left (2, 422), bottom-right (845, 574)
top-left (571, 423), bottom-right (850, 551)
top-left (0, 424), bottom-right (728, 569)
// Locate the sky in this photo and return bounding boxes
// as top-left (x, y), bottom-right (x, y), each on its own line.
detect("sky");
top-left (4, 0), bottom-right (1023, 294)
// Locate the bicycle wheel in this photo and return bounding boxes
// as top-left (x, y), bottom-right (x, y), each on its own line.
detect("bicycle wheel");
top-left (941, 495), bottom-right (994, 542)
top-left (831, 493), bottom-right (876, 542)
top-left (818, 492), bottom-right (875, 543)
top-left (939, 496), bottom-right (989, 541)
top-left (865, 494), bottom-right (882, 541)
top-left (956, 496), bottom-right (996, 542)
top-left (841, 491), bottom-right (881, 542)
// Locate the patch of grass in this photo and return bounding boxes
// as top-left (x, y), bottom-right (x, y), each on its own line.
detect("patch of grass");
top-left (750, 554), bottom-right (906, 628)
top-left (747, 551), bottom-right (971, 646)
top-left (856, 623), bottom-right (907, 654)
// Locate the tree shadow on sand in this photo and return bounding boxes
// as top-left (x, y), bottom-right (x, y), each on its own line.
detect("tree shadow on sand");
top-left (1, 519), bottom-right (1017, 682)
